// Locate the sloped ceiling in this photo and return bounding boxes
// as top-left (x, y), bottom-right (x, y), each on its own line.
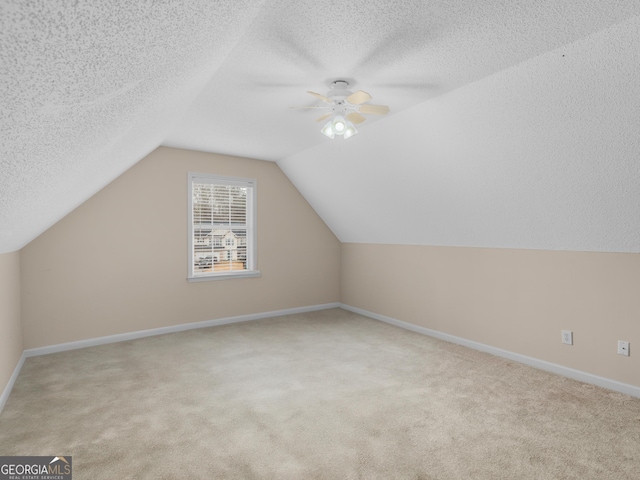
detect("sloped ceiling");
top-left (1, 1), bottom-right (639, 254)
top-left (279, 14), bottom-right (640, 252)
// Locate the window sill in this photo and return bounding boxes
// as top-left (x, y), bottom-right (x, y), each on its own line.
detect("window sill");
top-left (187, 270), bottom-right (262, 282)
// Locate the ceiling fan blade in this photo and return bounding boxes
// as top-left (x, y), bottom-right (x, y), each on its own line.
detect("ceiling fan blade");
top-left (316, 112), bottom-right (332, 122)
top-left (307, 91), bottom-right (333, 103)
top-left (359, 104), bottom-right (390, 115)
top-left (346, 90), bottom-right (372, 105)
top-left (346, 112), bottom-right (366, 125)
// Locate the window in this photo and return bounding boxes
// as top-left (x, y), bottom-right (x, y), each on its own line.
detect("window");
top-left (188, 173), bottom-right (259, 281)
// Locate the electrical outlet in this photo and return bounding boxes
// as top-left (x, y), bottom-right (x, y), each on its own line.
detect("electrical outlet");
top-left (562, 330), bottom-right (573, 345)
top-left (618, 340), bottom-right (630, 356)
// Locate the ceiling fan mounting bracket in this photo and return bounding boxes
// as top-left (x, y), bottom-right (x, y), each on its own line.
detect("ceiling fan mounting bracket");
top-left (331, 80), bottom-right (350, 89)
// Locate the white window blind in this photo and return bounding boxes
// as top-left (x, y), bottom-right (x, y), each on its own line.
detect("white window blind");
top-left (188, 173), bottom-right (258, 280)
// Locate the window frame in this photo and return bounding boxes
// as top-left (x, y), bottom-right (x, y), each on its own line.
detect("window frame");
top-left (187, 172), bottom-right (260, 281)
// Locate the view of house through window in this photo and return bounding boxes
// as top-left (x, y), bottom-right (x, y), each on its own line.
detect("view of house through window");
top-left (189, 174), bottom-right (256, 279)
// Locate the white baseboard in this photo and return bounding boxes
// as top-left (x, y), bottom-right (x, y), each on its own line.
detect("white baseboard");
top-left (340, 303), bottom-right (640, 399)
top-left (6, 300), bottom-right (635, 418)
top-left (0, 352), bottom-right (26, 414)
top-left (24, 303), bottom-right (341, 358)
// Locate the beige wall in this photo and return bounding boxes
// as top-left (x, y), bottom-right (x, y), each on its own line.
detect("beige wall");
top-left (20, 147), bottom-right (341, 349)
top-left (341, 243), bottom-right (640, 387)
top-left (0, 251), bottom-right (23, 397)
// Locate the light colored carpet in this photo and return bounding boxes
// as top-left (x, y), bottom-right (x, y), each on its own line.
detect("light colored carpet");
top-left (1, 308), bottom-right (639, 479)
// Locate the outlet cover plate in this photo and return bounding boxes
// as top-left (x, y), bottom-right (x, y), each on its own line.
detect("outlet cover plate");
top-left (618, 340), bottom-right (630, 356)
top-left (562, 330), bottom-right (573, 345)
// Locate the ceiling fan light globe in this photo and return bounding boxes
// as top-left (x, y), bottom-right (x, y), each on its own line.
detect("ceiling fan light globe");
top-left (343, 124), bottom-right (358, 139)
top-left (332, 115), bottom-right (347, 134)
top-left (321, 120), bottom-right (335, 139)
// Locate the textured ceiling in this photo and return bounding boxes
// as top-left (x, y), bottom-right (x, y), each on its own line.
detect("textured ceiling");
top-left (1, 1), bottom-right (639, 253)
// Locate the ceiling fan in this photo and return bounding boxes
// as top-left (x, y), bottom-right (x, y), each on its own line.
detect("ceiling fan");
top-left (292, 80), bottom-right (390, 139)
